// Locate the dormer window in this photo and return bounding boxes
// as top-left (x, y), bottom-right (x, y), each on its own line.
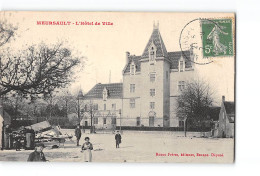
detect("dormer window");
top-left (179, 57), bottom-right (185, 72)
top-left (150, 47), bottom-right (155, 61)
top-left (130, 62), bottom-right (136, 75)
top-left (103, 87), bottom-right (108, 101)
top-left (149, 42), bottom-right (156, 63)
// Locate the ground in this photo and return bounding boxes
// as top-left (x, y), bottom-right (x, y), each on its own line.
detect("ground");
top-left (0, 129), bottom-right (234, 163)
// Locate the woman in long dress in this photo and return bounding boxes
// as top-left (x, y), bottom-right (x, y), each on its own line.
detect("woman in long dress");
top-left (81, 137), bottom-right (93, 162)
top-left (207, 24), bottom-right (228, 55)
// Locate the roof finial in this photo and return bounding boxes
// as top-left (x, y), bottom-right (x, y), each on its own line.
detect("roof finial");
top-left (153, 20), bottom-right (159, 29)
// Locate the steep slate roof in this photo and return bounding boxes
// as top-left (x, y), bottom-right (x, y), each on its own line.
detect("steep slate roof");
top-left (224, 101), bottom-right (235, 123)
top-left (123, 50), bottom-right (192, 74)
top-left (84, 83), bottom-right (123, 99)
top-left (142, 28), bottom-right (168, 58)
top-left (124, 55), bottom-right (141, 73)
top-left (123, 26), bottom-right (193, 74)
top-left (168, 51), bottom-right (192, 69)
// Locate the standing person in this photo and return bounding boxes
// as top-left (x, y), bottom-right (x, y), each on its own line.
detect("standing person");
top-left (81, 137), bottom-right (93, 162)
top-left (27, 143), bottom-right (47, 162)
top-left (75, 125), bottom-right (82, 146)
top-left (115, 131), bottom-right (122, 148)
top-left (15, 138), bottom-right (22, 151)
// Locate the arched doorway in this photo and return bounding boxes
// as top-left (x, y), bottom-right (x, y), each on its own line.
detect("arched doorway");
top-left (163, 115), bottom-right (170, 127)
top-left (148, 111), bottom-right (156, 127)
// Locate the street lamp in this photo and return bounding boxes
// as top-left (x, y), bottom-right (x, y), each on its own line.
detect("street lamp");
top-left (184, 115), bottom-right (187, 137)
top-left (77, 89), bottom-right (84, 126)
top-left (119, 109), bottom-right (121, 132)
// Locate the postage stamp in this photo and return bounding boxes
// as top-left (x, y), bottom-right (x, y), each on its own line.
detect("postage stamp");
top-left (201, 19), bottom-right (234, 57)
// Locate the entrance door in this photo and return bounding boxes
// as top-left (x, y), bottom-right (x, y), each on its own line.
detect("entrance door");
top-left (163, 115), bottom-right (170, 127)
top-left (149, 116), bottom-right (154, 127)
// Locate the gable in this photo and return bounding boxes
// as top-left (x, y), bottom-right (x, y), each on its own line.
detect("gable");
top-left (142, 28), bottom-right (168, 58)
top-left (84, 83), bottom-right (123, 99)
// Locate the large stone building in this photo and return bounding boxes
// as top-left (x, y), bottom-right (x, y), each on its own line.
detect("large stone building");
top-left (82, 24), bottom-right (195, 128)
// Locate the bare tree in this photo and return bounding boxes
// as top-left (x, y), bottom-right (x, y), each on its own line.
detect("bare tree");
top-left (0, 42), bottom-right (82, 96)
top-left (84, 100), bottom-right (98, 133)
top-left (0, 19), bottom-right (18, 117)
top-left (0, 20), bottom-right (17, 48)
top-left (56, 89), bottom-right (74, 120)
top-left (43, 92), bottom-right (58, 120)
top-left (69, 90), bottom-right (85, 125)
top-left (176, 79), bottom-right (215, 130)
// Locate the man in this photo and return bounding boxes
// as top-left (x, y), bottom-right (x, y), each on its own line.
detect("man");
top-left (27, 143), bottom-right (47, 162)
top-left (115, 131), bottom-right (122, 148)
top-left (75, 125), bottom-right (82, 146)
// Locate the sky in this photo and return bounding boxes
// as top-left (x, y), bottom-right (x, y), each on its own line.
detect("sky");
top-left (0, 11), bottom-right (235, 103)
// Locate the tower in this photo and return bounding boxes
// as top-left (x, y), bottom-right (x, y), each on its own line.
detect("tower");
top-left (139, 23), bottom-right (171, 127)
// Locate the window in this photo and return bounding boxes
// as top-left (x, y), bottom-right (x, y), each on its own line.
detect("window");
top-left (94, 104), bottom-right (98, 110)
top-left (112, 118), bottom-right (117, 125)
top-left (103, 87), bottom-right (108, 101)
top-left (103, 118), bottom-right (106, 124)
top-left (94, 118), bottom-right (98, 124)
top-left (150, 89), bottom-right (155, 97)
top-left (150, 49), bottom-right (155, 61)
top-left (130, 84), bottom-right (135, 93)
top-left (150, 73), bottom-right (156, 82)
top-left (150, 46), bottom-right (156, 62)
top-left (150, 102), bottom-right (155, 109)
top-left (130, 63), bottom-right (135, 74)
top-left (179, 61), bottom-right (184, 72)
top-left (104, 104), bottom-right (106, 110)
top-left (136, 117), bottom-right (141, 126)
top-left (130, 98), bottom-right (135, 108)
top-left (178, 81), bottom-right (185, 91)
top-left (112, 104), bottom-right (116, 110)
top-left (179, 121), bottom-right (184, 127)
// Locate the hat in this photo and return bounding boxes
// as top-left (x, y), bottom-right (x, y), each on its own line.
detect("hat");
top-left (35, 143), bottom-right (45, 148)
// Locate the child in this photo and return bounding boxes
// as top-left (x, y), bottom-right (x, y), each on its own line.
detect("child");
top-left (15, 138), bottom-right (22, 151)
top-left (81, 137), bottom-right (93, 162)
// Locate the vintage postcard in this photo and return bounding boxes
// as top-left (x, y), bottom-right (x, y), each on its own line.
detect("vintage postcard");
top-left (0, 12), bottom-right (235, 163)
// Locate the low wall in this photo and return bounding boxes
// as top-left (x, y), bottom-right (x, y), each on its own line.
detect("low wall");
top-left (60, 125), bottom-right (211, 132)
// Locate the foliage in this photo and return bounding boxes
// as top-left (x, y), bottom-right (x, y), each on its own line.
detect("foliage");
top-left (0, 42), bottom-right (81, 96)
top-left (176, 79), bottom-right (215, 127)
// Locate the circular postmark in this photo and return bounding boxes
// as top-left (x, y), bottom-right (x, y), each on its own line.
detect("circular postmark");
top-left (179, 18), bottom-right (233, 65)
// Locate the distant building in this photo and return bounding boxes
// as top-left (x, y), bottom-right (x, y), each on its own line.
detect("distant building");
top-left (82, 23), bottom-right (195, 128)
top-left (81, 83), bottom-right (122, 130)
top-left (215, 96), bottom-right (235, 138)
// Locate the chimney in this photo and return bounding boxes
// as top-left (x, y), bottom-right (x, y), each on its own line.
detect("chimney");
top-left (126, 51), bottom-right (130, 64)
top-left (222, 96), bottom-right (225, 102)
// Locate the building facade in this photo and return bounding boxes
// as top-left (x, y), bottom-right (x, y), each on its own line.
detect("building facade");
top-left (215, 96), bottom-right (235, 138)
top-left (82, 24), bottom-right (195, 128)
